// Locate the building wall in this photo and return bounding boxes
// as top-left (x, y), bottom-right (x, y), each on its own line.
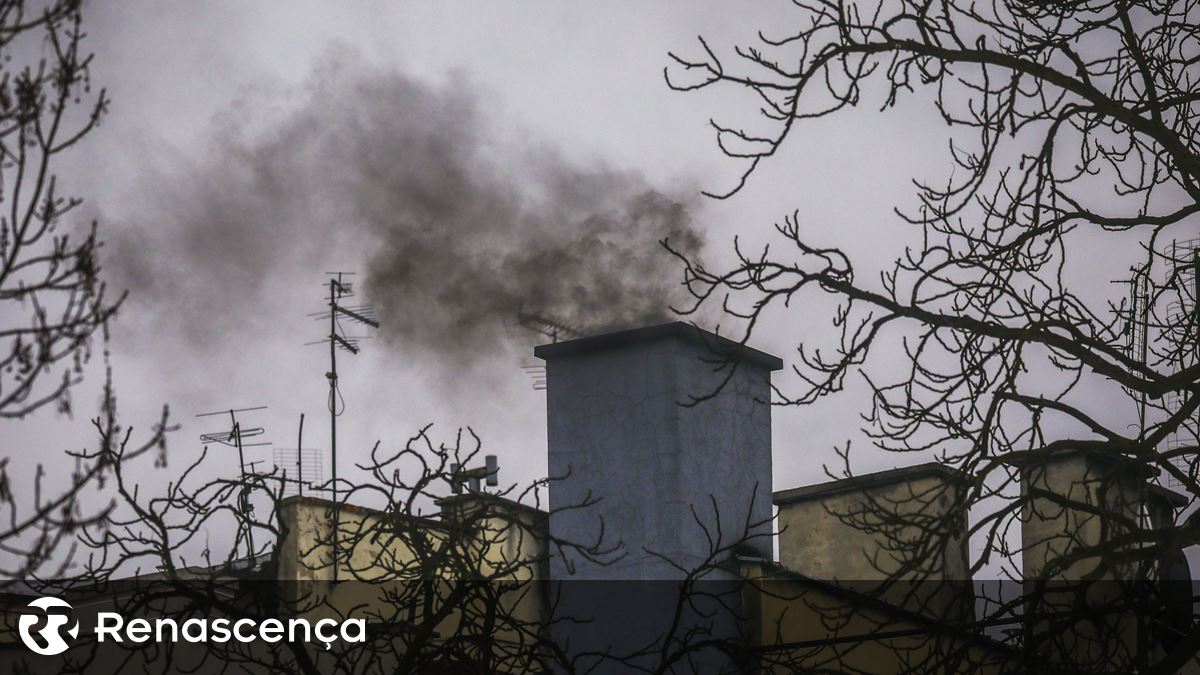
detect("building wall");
top-left (274, 495), bottom-right (547, 646)
top-left (1019, 453), bottom-right (1146, 581)
top-left (740, 562), bottom-right (1009, 674)
top-left (776, 472), bottom-right (969, 582)
top-left (774, 465), bottom-right (972, 621)
top-left (541, 324), bottom-right (779, 581)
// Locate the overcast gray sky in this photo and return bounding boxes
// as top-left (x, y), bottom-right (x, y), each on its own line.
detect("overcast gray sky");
top-left (1, 1), bottom-right (1159, 574)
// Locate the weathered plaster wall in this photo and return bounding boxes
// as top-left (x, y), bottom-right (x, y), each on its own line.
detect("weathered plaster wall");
top-left (1019, 452), bottom-right (1146, 581)
top-left (541, 324), bottom-right (779, 581)
top-left (775, 470), bottom-right (970, 582)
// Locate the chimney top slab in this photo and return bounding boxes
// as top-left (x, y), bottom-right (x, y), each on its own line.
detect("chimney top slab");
top-left (534, 321), bottom-right (783, 372)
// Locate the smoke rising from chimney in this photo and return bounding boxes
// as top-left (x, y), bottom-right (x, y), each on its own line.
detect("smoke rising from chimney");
top-left (107, 52), bottom-right (705, 364)
top-left (367, 188), bottom-right (703, 358)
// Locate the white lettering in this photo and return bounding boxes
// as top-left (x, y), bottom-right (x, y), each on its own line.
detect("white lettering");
top-left (126, 619), bottom-right (151, 643)
top-left (259, 619), bottom-right (283, 643)
top-left (288, 618), bottom-right (311, 643)
top-left (95, 613), bottom-right (124, 642)
top-left (155, 618), bottom-right (178, 643)
top-left (233, 618), bottom-right (256, 643)
top-left (181, 619), bottom-right (207, 642)
top-left (314, 619), bottom-right (338, 649)
top-left (341, 618), bottom-right (366, 643)
top-left (93, 612), bottom-right (364, 646)
top-left (210, 618), bottom-right (231, 643)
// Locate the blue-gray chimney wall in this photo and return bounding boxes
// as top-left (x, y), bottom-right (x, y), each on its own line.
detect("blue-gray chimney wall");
top-left (537, 322), bottom-right (781, 580)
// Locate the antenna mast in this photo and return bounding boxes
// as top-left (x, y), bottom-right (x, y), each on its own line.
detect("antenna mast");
top-left (1126, 267), bottom-right (1151, 433)
top-left (196, 406), bottom-right (270, 559)
top-left (309, 272), bottom-right (379, 581)
top-left (1164, 239), bottom-right (1200, 487)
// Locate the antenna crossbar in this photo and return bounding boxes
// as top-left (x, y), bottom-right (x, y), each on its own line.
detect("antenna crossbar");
top-left (334, 305), bottom-right (381, 328)
top-left (332, 333), bottom-right (359, 354)
top-left (196, 406), bottom-right (268, 418)
top-left (516, 310), bottom-right (581, 343)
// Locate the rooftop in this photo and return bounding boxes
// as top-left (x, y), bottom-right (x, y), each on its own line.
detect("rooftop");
top-left (773, 463), bottom-right (969, 506)
top-left (534, 321), bottom-right (783, 371)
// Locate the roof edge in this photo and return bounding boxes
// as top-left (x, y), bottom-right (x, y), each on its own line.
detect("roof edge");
top-left (774, 463), bottom-right (969, 506)
top-left (434, 492), bottom-right (548, 520)
top-left (533, 321), bottom-right (783, 371)
top-left (1147, 483), bottom-right (1189, 508)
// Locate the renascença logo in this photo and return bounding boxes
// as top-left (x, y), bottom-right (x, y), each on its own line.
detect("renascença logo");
top-left (18, 597), bottom-right (79, 656)
top-left (17, 596), bottom-right (366, 654)
top-left (95, 613), bottom-right (366, 650)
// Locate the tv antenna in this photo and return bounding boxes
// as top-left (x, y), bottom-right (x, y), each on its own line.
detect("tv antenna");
top-left (515, 309), bottom-right (581, 391)
top-left (1163, 238), bottom-right (1199, 488)
top-left (450, 455), bottom-right (499, 494)
top-left (516, 309), bottom-right (582, 343)
top-left (196, 405), bottom-right (270, 556)
top-left (1118, 267), bottom-right (1152, 434)
top-left (306, 272), bottom-right (380, 580)
top-left (273, 412), bottom-right (324, 497)
top-left (196, 405), bottom-right (271, 473)
top-left (274, 447), bottom-right (324, 497)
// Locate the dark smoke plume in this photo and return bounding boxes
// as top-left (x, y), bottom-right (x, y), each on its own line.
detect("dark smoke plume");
top-left (107, 52), bottom-right (705, 363)
top-left (366, 178), bottom-right (703, 358)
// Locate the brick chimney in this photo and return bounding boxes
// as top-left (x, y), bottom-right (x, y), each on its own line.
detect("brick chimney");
top-left (535, 322), bottom-right (782, 580)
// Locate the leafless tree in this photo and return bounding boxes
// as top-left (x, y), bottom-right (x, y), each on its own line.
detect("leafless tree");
top-left (26, 422), bottom-right (625, 674)
top-left (32, 418), bottom-right (884, 675)
top-left (0, 0), bottom-right (114, 420)
top-left (665, 1), bottom-right (1199, 672)
top-left (0, 1), bottom-right (159, 592)
top-left (0, 359), bottom-right (169, 583)
top-left (4, 412), bottom-right (1042, 674)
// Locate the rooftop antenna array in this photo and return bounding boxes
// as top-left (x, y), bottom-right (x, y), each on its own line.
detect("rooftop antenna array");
top-left (1122, 267), bottom-right (1152, 433)
top-left (273, 447), bottom-right (324, 497)
top-left (306, 272), bottom-right (380, 581)
top-left (1164, 238), bottom-right (1199, 487)
top-left (449, 455), bottom-right (499, 494)
top-left (196, 405), bottom-right (270, 556)
top-left (515, 309), bottom-right (582, 391)
top-left (1122, 239), bottom-right (1200, 489)
top-left (273, 412), bottom-right (324, 497)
